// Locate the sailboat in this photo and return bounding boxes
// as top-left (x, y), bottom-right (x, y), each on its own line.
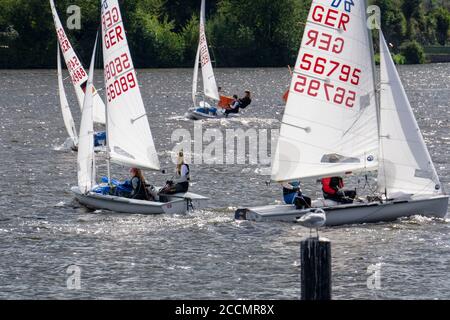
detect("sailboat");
top-left (235, 1), bottom-right (448, 226)
top-left (71, 0), bottom-right (208, 215)
top-left (186, 0), bottom-right (235, 120)
top-left (50, 0), bottom-right (106, 149)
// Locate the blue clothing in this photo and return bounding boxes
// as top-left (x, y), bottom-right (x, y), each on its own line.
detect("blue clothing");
top-left (196, 106), bottom-right (218, 115)
top-left (284, 192), bottom-right (297, 205)
top-left (196, 107), bottom-right (208, 114)
top-left (94, 131), bottom-right (106, 147)
top-left (283, 181), bottom-right (301, 204)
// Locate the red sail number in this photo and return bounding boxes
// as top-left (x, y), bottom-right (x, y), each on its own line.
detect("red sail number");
top-left (107, 71), bottom-right (137, 102)
top-left (105, 53), bottom-right (131, 81)
top-left (299, 53), bottom-right (361, 85)
top-left (294, 75), bottom-right (356, 108)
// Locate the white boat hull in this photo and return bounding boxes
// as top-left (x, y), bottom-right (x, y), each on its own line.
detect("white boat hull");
top-left (71, 186), bottom-right (209, 215)
top-left (235, 195), bottom-right (449, 226)
top-left (186, 109), bottom-right (239, 120)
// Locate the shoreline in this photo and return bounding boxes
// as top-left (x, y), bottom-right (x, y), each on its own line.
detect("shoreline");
top-left (0, 61), bottom-right (449, 71)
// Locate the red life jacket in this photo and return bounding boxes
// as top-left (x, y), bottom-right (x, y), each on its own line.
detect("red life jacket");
top-left (322, 177), bottom-right (344, 195)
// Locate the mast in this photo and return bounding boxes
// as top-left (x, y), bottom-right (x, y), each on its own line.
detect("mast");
top-left (366, 0), bottom-right (381, 131)
top-left (365, 0), bottom-right (386, 196)
top-left (101, 32), bottom-right (112, 186)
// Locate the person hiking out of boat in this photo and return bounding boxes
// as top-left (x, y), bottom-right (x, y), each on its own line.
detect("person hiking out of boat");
top-left (129, 168), bottom-right (156, 201)
top-left (321, 176), bottom-right (356, 204)
top-left (224, 95), bottom-right (240, 117)
top-left (161, 151), bottom-right (190, 195)
top-left (225, 90), bottom-right (252, 116)
top-left (238, 90), bottom-right (252, 110)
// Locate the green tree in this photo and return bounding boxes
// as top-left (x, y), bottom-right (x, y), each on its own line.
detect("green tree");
top-left (400, 40), bottom-right (426, 64)
top-left (434, 7), bottom-right (450, 45)
top-left (373, 0), bottom-right (407, 48)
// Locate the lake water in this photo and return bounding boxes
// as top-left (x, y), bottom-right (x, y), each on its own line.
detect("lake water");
top-left (0, 65), bottom-right (449, 299)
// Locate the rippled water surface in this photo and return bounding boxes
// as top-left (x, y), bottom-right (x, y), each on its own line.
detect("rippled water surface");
top-left (0, 65), bottom-right (449, 299)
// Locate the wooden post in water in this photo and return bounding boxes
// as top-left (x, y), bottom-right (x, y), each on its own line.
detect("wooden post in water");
top-left (300, 237), bottom-right (332, 300)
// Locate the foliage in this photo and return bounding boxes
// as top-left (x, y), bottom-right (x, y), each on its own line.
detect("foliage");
top-left (0, 0), bottom-right (448, 68)
top-left (400, 40), bottom-right (426, 64)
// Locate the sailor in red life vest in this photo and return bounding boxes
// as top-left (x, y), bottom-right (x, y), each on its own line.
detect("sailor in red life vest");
top-left (321, 176), bottom-right (357, 204)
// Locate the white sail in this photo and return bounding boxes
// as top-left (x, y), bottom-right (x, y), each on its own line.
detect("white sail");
top-left (49, 0), bottom-right (106, 124)
top-left (192, 45), bottom-right (201, 106)
top-left (271, 0), bottom-right (379, 181)
top-left (378, 32), bottom-right (442, 197)
top-left (101, 0), bottom-right (160, 171)
top-left (197, 0), bottom-right (219, 101)
top-left (57, 47), bottom-right (78, 146)
top-left (77, 37), bottom-right (98, 194)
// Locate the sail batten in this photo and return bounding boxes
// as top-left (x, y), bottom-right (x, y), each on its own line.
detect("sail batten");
top-left (101, 0), bottom-right (160, 171)
top-left (377, 32), bottom-right (441, 196)
top-left (49, 0), bottom-right (106, 124)
top-left (271, 0), bottom-right (379, 182)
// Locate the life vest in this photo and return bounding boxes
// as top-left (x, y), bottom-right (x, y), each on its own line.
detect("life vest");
top-left (177, 164), bottom-right (190, 183)
top-left (239, 97), bottom-right (252, 109)
top-left (322, 177), bottom-right (344, 195)
top-left (184, 164), bottom-right (190, 181)
top-left (131, 176), bottom-right (148, 200)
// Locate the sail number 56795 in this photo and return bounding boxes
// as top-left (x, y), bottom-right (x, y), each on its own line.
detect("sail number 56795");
top-left (294, 75), bottom-right (356, 108)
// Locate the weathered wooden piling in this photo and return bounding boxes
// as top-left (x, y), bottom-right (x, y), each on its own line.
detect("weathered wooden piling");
top-left (300, 237), bottom-right (332, 300)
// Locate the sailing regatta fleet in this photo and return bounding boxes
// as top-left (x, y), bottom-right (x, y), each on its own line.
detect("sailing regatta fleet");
top-left (51, 0), bottom-right (448, 224)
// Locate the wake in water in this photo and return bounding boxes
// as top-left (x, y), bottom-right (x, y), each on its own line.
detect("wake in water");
top-left (52, 137), bottom-right (75, 152)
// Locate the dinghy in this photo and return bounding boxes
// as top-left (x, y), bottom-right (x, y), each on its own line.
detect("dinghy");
top-left (186, 0), bottom-right (238, 120)
top-left (235, 0), bottom-right (448, 226)
top-left (50, 0), bottom-right (106, 149)
top-left (72, 0), bottom-right (208, 215)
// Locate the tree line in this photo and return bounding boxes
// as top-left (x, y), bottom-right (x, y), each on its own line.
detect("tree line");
top-left (0, 0), bottom-right (449, 68)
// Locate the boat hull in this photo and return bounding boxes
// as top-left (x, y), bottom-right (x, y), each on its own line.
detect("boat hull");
top-left (71, 186), bottom-right (208, 215)
top-left (186, 109), bottom-right (239, 120)
top-left (235, 195), bottom-right (449, 226)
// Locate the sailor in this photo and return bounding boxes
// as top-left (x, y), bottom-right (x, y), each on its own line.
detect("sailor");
top-left (238, 90), bottom-right (252, 110)
top-left (321, 176), bottom-right (356, 204)
top-left (282, 181), bottom-right (302, 204)
top-left (282, 181), bottom-right (312, 209)
top-left (161, 151), bottom-right (190, 195)
top-left (129, 168), bottom-right (152, 200)
top-left (224, 95), bottom-right (240, 116)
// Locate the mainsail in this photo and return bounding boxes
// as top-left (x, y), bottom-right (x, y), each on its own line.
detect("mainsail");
top-left (77, 36), bottom-right (98, 194)
top-left (101, 0), bottom-right (160, 171)
top-left (49, 0), bottom-right (106, 124)
top-left (192, 0), bottom-right (220, 105)
top-left (271, 0), bottom-right (379, 181)
top-left (378, 32), bottom-right (442, 197)
top-left (57, 47), bottom-right (78, 146)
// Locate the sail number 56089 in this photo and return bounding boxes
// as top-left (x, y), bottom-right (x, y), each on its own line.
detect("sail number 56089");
top-left (294, 75), bottom-right (356, 108)
top-left (106, 71), bottom-right (137, 102)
